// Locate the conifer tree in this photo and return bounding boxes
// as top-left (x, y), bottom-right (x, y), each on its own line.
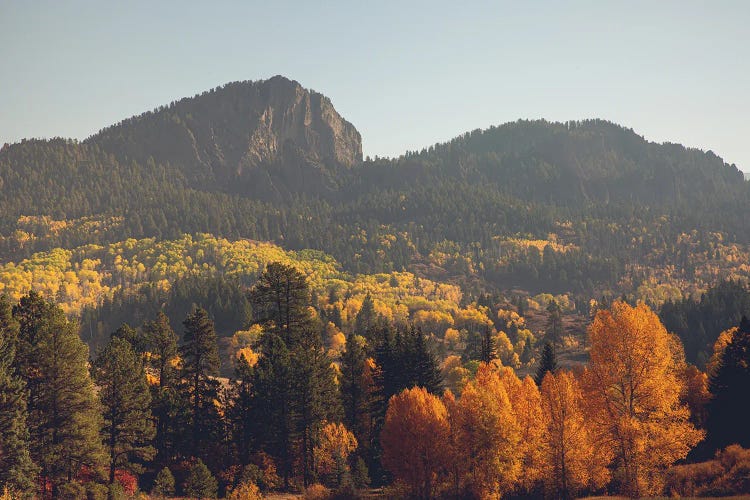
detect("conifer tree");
top-left (355, 293), bottom-right (376, 336)
top-left (706, 316), bottom-right (750, 451)
top-left (13, 292), bottom-right (105, 498)
top-left (181, 307), bottom-right (221, 463)
top-left (480, 326), bottom-right (496, 364)
top-left (546, 300), bottom-right (563, 348)
top-left (182, 458), bottom-right (218, 498)
top-left (340, 333), bottom-right (376, 453)
top-left (93, 336), bottom-right (155, 485)
top-left (151, 467), bottom-right (175, 497)
top-left (112, 322), bottom-right (148, 354)
top-left (143, 312), bottom-right (179, 463)
top-left (535, 342), bottom-right (558, 386)
top-left (0, 295), bottom-right (37, 495)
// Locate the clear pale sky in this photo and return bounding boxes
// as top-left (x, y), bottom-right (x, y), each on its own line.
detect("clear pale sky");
top-left (1, 1), bottom-right (748, 170)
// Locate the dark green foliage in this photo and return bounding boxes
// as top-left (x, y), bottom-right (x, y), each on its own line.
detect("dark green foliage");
top-left (535, 342), bottom-right (558, 386)
top-left (661, 280), bottom-right (750, 365)
top-left (375, 325), bottom-right (443, 401)
top-left (111, 322), bottom-right (148, 354)
top-left (151, 467), bottom-right (175, 497)
top-left (12, 292), bottom-right (105, 497)
top-left (182, 458), bottom-right (218, 498)
top-left (545, 300), bottom-right (563, 348)
top-left (181, 307), bottom-right (222, 464)
top-left (93, 336), bottom-right (155, 484)
top-left (144, 312), bottom-right (182, 467)
top-left (340, 333), bottom-right (376, 453)
top-left (355, 293), bottom-right (376, 337)
top-left (249, 262), bottom-right (315, 346)
top-left (705, 317), bottom-right (750, 453)
top-left (0, 295), bottom-right (38, 495)
top-left (480, 327), bottom-right (496, 364)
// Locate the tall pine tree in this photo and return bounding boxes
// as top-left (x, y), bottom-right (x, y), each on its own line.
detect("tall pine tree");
top-left (0, 295), bottom-right (37, 495)
top-left (181, 307), bottom-right (222, 465)
top-left (93, 336), bottom-right (155, 485)
top-left (13, 292), bottom-right (105, 498)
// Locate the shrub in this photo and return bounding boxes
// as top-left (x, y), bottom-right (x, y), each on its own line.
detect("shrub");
top-left (151, 467), bottom-right (176, 497)
top-left (226, 481), bottom-right (263, 500)
top-left (182, 459), bottom-right (218, 498)
top-left (303, 483), bottom-right (331, 500)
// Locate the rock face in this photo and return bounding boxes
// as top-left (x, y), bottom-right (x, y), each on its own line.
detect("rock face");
top-left (89, 75), bottom-right (362, 197)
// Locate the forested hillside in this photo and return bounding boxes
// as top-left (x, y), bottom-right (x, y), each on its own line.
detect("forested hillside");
top-left (2, 76), bottom-right (750, 498)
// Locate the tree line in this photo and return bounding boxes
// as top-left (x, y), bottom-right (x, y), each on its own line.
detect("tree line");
top-left (1, 263), bottom-right (749, 498)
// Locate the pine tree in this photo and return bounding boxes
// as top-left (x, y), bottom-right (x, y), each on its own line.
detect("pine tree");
top-left (706, 316), bottom-right (750, 452)
top-left (93, 336), bottom-right (155, 485)
top-left (111, 322), bottom-right (148, 353)
top-left (250, 333), bottom-right (295, 487)
top-left (143, 312), bottom-right (179, 463)
top-left (293, 343), bottom-right (340, 486)
top-left (13, 292), bottom-right (105, 498)
top-left (249, 262), bottom-right (314, 346)
top-left (411, 327), bottom-right (444, 395)
top-left (181, 307), bottom-right (222, 464)
top-left (0, 295), bottom-right (38, 495)
top-left (340, 333), bottom-right (376, 454)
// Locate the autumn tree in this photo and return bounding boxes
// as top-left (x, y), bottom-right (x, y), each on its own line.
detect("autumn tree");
top-left (0, 295), bottom-right (37, 495)
top-left (381, 386), bottom-right (450, 499)
top-left (505, 374), bottom-right (547, 495)
top-left (583, 301), bottom-right (703, 497)
top-left (541, 370), bottom-right (609, 499)
top-left (447, 364), bottom-right (520, 498)
top-left (93, 336), bottom-right (155, 485)
top-left (314, 421), bottom-right (358, 488)
top-left (12, 292), bottom-right (105, 498)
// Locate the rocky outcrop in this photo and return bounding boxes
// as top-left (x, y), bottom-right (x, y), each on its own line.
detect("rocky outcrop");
top-left (89, 76), bottom-right (362, 197)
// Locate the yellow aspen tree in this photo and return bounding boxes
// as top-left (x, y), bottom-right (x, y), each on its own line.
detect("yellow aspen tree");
top-left (541, 370), bottom-right (609, 499)
top-left (381, 386), bottom-right (450, 499)
top-left (314, 422), bottom-right (358, 487)
top-left (450, 363), bottom-right (521, 499)
top-left (507, 375), bottom-right (548, 495)
top-left (583, 301), bottom-right (704, 497)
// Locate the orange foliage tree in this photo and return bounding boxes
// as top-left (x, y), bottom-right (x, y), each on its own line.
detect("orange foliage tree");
top-left (313, 422), bottom-right (358, 487)
top-left (380, 387), bottom-right (450, 499)
top-left (583, 301), bottom-right (704, 497)
top-left (446, 364), bottom-right (520, 498)
top-left (541, 370), bottom-right (609, 499)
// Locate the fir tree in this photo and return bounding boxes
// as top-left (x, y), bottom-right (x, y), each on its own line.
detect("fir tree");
top-left (340, 333), bottom-right (374, 447)
top-left (546, 300), bottom-right (563, 349)
top-left (535, 342), bottom-right (558, 386)
top-left (411, 327), bottom-right (444, 395)
top-left (13, 292), bottom-right (105, 498)
top-left (480, 327), bottom-right (496, 364)
top-left (0, 295), bottom-right (38, 495)
top-left (93, 336), bottom-right (155, 485)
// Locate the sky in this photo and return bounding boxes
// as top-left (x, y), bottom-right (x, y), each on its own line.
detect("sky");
top-left (1, 1), bottom-right (749, 170)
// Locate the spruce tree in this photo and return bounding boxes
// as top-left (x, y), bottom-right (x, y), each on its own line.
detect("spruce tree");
top-left (93, 336), bottom-right (155, 485)
top-left (546, 300), bottom-right (563, 348)
top-left (411, 327), bottom-right (444, 394)
top-left (534, 342), bottom-right (558, 386)
top-left (13, 292), bottom-right (105, 498)
top-left (0, 295), bottom-right (37, 495)
top-left (181, 307), bottom-right (221, 464)
top-left (340, 333), bottom-right (373, 446)
top-left (706, 316), bottom-right (750, 451)
top-left (480, 326), bottom-right (496, 364)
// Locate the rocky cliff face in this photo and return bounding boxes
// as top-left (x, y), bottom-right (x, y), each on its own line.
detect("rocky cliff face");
top-left (89, 76), bottom-right (362, 197)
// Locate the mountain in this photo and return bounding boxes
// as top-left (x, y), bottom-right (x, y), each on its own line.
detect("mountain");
top-left (89, 75), bottom-right (362, 198)
top-left (1, 77), bottom-right (749, 307)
